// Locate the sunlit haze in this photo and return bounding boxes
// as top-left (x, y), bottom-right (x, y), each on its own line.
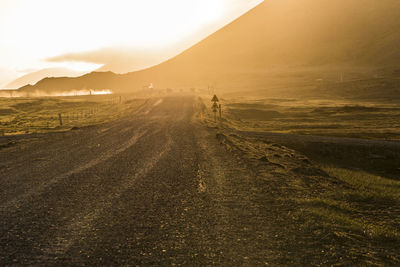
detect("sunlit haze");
top-left (0, 0), bottom-right (262, 88)
top-left (1, 1), bottom-right (400, 264)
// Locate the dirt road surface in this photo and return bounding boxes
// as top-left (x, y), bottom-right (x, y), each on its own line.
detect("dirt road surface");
top-left (1, 95), bottom-right (394, 265)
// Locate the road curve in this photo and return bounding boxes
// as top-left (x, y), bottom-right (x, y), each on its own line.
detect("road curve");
top-left (0, 95), bottom-right (281, 266)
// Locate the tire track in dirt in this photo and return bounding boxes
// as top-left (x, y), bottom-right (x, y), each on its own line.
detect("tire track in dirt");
top-left (44, 127), bottom-right (174, 258)
top-left (0, 128), bottom-right (149, 212)
top-left (1, 96), bottom-right (281, 265)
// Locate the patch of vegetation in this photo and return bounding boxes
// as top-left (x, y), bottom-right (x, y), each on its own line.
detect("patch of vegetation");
top-left (218, 97), bottom-right (400, 140)
top-left (304, 206), bottom-right (399, 244)
top-left (0, 95), bottom-right (146, 136)
top-left (227, 108), bottom-right (282, 120)
top-left (323, 167), bottom-right (400, 204)
top-left (0, 109), bottom-right (17, 116)
top-left (295, 167), bottom-right (400, 252)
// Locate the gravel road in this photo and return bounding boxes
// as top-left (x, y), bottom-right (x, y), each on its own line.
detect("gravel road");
top-left (0, 96), bottom-right (284, 265)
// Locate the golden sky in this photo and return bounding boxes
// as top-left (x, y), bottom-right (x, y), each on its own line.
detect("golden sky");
top-left (0, 0), bottom-right (262, 88)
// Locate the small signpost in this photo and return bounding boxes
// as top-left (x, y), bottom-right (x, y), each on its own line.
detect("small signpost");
top-left (211, 95), bottom-right (221, 122)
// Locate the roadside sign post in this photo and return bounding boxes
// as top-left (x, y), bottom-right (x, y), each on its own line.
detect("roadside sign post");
top-left (211, 95), bottom-right (219, 103)
top-left (211, 95), bottom-right (220, 123)
top-left (212, 102), bottom-right (218, 122)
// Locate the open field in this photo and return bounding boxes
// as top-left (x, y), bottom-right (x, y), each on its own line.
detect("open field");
top-left (0, 95), bottom-right (147, 136)
top-left (217, 96), bottom-right (400, 140)
top-left (206, 95), bottom-right (400, 177)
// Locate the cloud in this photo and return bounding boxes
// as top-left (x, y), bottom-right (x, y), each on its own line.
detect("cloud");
top-left (44, 2), bottom-right (265, 74)
top-left (46, 46), bottom-right (176, 73)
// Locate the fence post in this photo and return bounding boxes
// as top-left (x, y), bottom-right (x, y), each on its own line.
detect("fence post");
top-left (58, 113), bottom-right (63, 126)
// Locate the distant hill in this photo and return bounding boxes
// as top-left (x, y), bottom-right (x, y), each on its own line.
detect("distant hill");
top-left (17, 0), bottom-right (400, 96)
top-left (7, 68), bottom-right (85, 89)
top-left (18, 71), bottom-right (120, 91)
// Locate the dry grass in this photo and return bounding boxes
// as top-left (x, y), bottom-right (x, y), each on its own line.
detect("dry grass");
top-left (296, 167), bottom-right (400, 247)
top-left (217, 97), bottom-right (400, 140)
top-left (0, 95), bottom-right (146, 135)
top-left (323, 167), bottom-right (400, 203)
top-left (317, 167), bottom-right (399, 240)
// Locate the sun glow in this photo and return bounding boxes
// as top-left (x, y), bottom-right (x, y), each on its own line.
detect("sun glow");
top-left (0, 0), bottom-right (263, 87)
top-left (1, 1), bottom-right (223, 68)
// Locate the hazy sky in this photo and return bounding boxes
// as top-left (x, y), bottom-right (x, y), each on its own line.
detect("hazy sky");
top-left (0, 0), bottom-right (262, 88)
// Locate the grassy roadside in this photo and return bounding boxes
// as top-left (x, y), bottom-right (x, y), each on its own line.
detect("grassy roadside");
top-left (198, 95), bottom-right (400, 264)
top-left (323, 167), bottom-right (400, 204)
top-left (297, 166), bottom-right (400, 240)
top-left (0, 95), bottom-right (147, 136)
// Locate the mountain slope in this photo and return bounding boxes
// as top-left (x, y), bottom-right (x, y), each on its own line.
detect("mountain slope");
top-left (6, 68), bottom-right (85, 89)
top-left (18, 71), bottom-right (122, 93)
top-left (123, 0), bottom-right (400, 89)
top-left (18, 0), bottom-right (400, 95)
